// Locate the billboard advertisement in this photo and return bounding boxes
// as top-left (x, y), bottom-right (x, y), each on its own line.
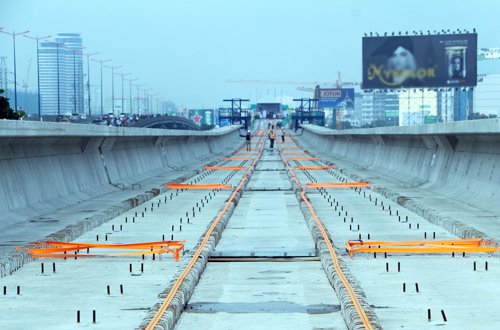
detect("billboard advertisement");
top-left (189, 109), bottom-right (213, 126)
top-left (362, 34), bottom-right (477, 89)
top-left (318, 88), bottom-right (355, 108)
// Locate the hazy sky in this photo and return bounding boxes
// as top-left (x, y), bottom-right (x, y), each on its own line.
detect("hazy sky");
top-left (1, 0), bottom-right (499, 109)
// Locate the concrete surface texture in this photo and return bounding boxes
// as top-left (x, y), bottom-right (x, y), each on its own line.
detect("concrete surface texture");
top-left (0, 121), bottom-right (240, 230)
top-left (2, 119), bottom-right (500, 330)
top-left (299, 120), bottom-right (500, 216)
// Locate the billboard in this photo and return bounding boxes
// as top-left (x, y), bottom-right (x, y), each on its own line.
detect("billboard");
top-left (318, 88), bottom-right (355, 108)
top-left (362, 34), bottom-right (477, 89)
top-left (189, 109), bottom-right (213, 126)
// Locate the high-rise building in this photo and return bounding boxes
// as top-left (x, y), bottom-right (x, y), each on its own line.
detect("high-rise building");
top-left (84, 85), bottom-right (101, 116)
top-left (39, 33), bottom-right (84, 115)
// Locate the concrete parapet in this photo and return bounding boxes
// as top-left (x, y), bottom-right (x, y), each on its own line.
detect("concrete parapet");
top-left (0, 121), bottom-right (240, 230)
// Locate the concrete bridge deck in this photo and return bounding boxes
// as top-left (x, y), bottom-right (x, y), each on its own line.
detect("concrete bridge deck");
top-left (1, 119), bottom-right (500, 329)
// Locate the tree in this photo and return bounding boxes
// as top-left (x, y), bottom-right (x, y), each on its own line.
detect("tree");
top-left (0, 89), bottom-right (25, 120)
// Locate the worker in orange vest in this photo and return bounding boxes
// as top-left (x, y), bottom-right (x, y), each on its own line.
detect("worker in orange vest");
top-left (269, 129), bottom-right (275, 149)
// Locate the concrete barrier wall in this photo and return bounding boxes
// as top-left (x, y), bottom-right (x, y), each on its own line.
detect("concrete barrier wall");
top-left (0, 121), bottom-right (240, 230)
top-left (299, 119), bottom-right (500, 215)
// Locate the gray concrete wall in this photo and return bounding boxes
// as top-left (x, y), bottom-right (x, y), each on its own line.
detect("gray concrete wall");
top-left (299, 119), bottom-right (500, 215)
top-left (0, 121), bottom-right (240, 229)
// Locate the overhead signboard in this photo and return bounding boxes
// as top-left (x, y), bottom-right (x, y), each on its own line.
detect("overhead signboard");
top-left (189, 109), bottom-right (213, 126)
top-left (362, 34), bottom-right (477, 89)
top-left (318, 88), bottom-right (355, 108)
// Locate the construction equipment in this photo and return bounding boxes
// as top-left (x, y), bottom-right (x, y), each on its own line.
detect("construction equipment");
top-left (227, 72), bottom-right (359, 89)
top-left (22, 58), bottom-right (31, 95)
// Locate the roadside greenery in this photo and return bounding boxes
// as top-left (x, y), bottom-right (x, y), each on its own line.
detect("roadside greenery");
top-left (0, 89), bottom-right (25, 120)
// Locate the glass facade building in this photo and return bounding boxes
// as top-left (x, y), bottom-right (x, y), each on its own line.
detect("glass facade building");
top-left (39, 33), bottom-right (84, 115)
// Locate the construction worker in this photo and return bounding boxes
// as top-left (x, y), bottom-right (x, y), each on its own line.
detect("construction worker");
top-left (269, 129), bottom-right (275, 149)
top-left (245, 130), bottom-right (251, 151)
top-left (281, 129), bottom-right (285, 142)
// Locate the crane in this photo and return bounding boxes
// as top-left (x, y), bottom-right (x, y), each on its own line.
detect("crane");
top-left (21, 58), bottom-right (31, 111)
top-left (227, 72), bottom-right (360, 89)
top-left (22, 58), bottom-right (31, 95)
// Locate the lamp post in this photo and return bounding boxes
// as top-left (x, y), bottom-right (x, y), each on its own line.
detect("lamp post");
top-left (123, 77), bottom-right (139, 114)
top-left (103, 64), bottom-right (122, 116)
top-left (139, 87), bottom-right (153, 114)
top-left (114, 71), bottom-right (131, 115)
top-left (0, 29), bottom-right (30, 112)
top-left (90, 58), bottom-right (111, 116)
top-left (23, 34), bottom-right (51, 119)
top-left (63, 46), bottom-right (86, 114)
top-left (44, 39), bottom-right (70, 115)
top-left (154, 97), bottom-right (165, 114)
top-left (150, 93), bottom-right (159, 114)
top-left (78, 51), bottom-right (99, 116)
top-left (132, 83), bottom-right (147, 114)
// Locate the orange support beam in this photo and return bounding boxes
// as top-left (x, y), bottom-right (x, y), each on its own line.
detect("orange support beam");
top-left (294, 166), bottom-right (336, 170)
top-left (167, 183), bottom-right (232, 190)
top-left (205, 166), bottom-right (246, 170)
top-left (288, 157), bottom-right (319, 161)
top-left (284, 152), bottom-right (308, 155)
top-left (281, 146), bottom-right (300, 149)
top-left (222, 157), bottom-right (255, 160)
top-left (240, 147), bottom-right (261, 150)
top-left (18, 241), bottom-right (185, 261)
top-left (281, 141), bottom-right (296, 143)
top-left (306, 182), bottom-right (371, 188)
top-left (346, 238), bottom-right (500, 257)
top-left (234, 153), bottom-right (257, 155)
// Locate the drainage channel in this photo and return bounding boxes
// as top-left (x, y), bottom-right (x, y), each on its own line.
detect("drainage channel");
top-left (173, 128), bottom-right (348, 330)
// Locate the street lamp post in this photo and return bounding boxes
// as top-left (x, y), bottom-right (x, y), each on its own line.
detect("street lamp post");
top-left (150, 93), bottom-right (159, 114)
top-left (45, 39), bottom-right (70, 115)
top-left (123, 77), bottom-right (139, 114)
top-left (91, 59), bottom-right (111, 116)
top-left (23, 34), bottom-right (51, 119)
top-left (78, 51), bottom-right (99, 116)
top-left (0, 29), bottom-right (30, 112)
top-left (133, 83), bottom-right (147, 114)
top-left (139, 87), bottom-right (153, 114)
top-left (154, 97), bottom-right (165, 114)
top-left (63, 46), bottom-right (86, 114)
top-left (103, 64), bottom-right (122, 115)
top-left (114, 71), bottom-right (131, 115)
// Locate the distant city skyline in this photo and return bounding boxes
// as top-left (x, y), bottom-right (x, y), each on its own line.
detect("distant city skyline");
top-left (1, 0), bottom-right (500, 109)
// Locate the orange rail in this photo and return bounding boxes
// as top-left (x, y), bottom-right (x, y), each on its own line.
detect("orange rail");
top-left (294, 166), bottom-right (336, 170)
top-left (18, 241), bottom-right (185, 261)
top-left (284, 152), bottom-right (308, 155)
top-left (281, 141), bottom-right (296, 143)
top-left (277, 130), bottom-right (374, 330)
top-left (222, 157), bottom-right (254, 160)
top-left (166, 183), bottom-right (232, 190)
top-left (204, 166), bottom-right (246, 171)
top-left (346, 238), bottom-right (500, 257)
top-left (240, 147), bottom-right (261, 150)
top-left (281, 146), bottom-right (300, 149)
top-left (288, 157), bottom-right (319, 161)
top-left (306, 182), bottom-right (371, 188)
top-left (233, 153), bottom-right (257, 155)
top-left (144, 126), bottom-right (266, 330)
top-left (250, 142), bottom-right (262, 144)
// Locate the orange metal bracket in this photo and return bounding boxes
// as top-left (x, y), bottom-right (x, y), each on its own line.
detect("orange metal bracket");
top-left (205, 166), bottom-right (246, 170)
top-left (306, 182), bottom-right (371, 188)
top-left (294, 166), bottom-right (336, 170)
top-left (18, 241), bottom-right (185, 261)
top-left (346, 238), bottom-right (500, 257)
top-left (167, 183), bottom-right (232, 190)
top-left (288, 157), bottom-right (319, 161)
